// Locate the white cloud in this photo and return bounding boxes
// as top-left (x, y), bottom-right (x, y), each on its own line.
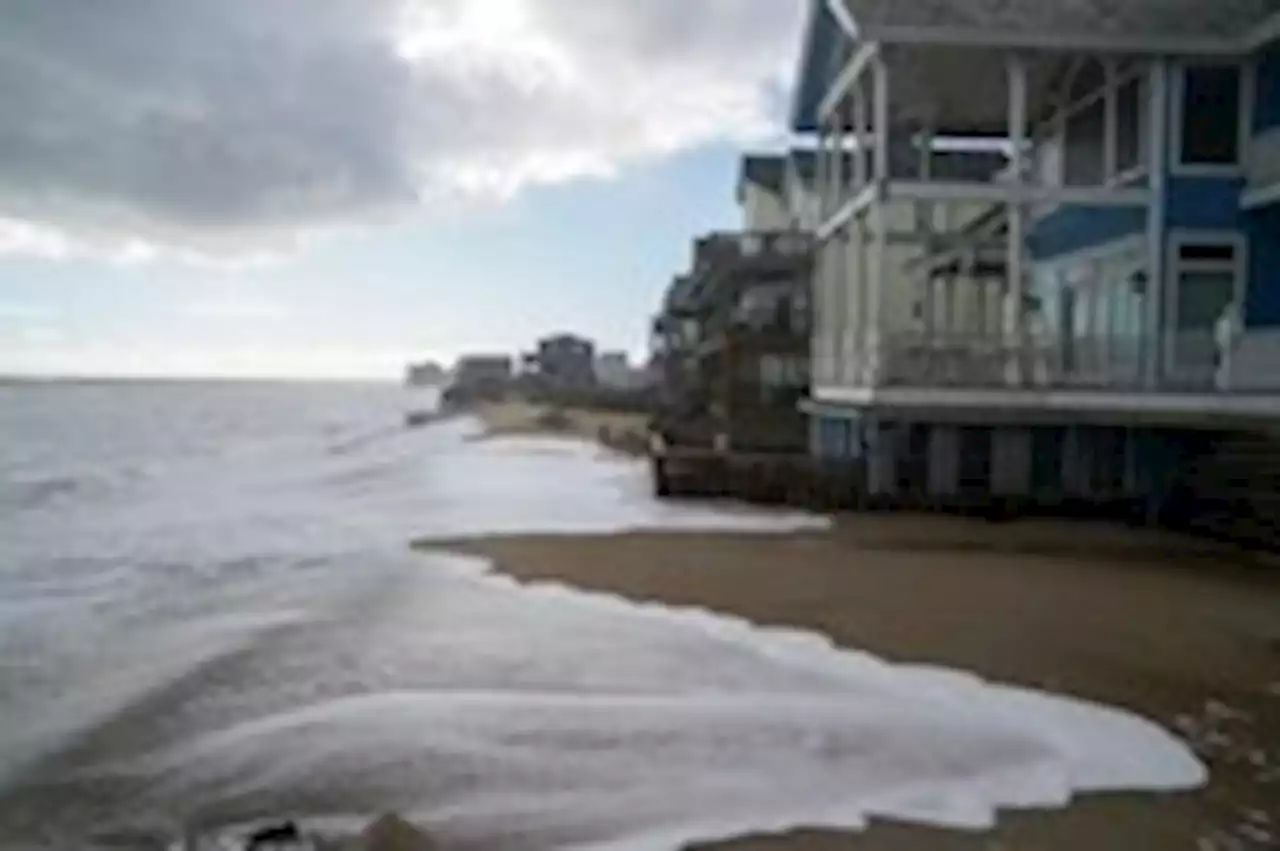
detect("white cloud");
top-left (18, 326), bottom-right (66, 346)
top-left (0, 302), bottom-right (56, 322)
top-left (183, 296), bottom-right (292, 321)
top-left (0, 0), bottom-right (801, 260)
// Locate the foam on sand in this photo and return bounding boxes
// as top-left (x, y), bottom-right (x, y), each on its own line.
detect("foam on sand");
top-left (75, 549), bottom-right (1203, 851)
top-left (0, 411), bottom-right (1203, 850)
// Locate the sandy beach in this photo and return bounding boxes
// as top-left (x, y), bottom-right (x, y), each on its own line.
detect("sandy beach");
top-left (426, 511), bottom-right (1280, 850)
top-left (469, 401), bottom-right (649, 454)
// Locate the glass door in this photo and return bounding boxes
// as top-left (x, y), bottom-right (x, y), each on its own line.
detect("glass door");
top-left (1166, 238), bottom-right (1241, 388)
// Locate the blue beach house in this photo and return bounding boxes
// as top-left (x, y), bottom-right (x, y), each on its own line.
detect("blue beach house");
top-left (789, 0), bottom-right (1280, 522)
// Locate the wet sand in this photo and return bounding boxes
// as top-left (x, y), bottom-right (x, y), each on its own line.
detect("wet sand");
top-left (429, 516), bottom-right (1280, 851)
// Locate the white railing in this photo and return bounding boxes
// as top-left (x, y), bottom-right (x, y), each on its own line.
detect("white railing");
top-left (875, 332), bottom-right (1147, 390)
top-left (821, 328), bottom-right (1280, 395)
top-left (1227, 329), bottom-right (1280, 391)
top-left (1167, 330), bottom-right (1219, 391)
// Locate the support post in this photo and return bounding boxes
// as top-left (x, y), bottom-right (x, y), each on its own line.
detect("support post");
top-left (832, 113), bottom-right (846, 213)
top-left (1006, 53), bottom-right (1028, 387)
top-left (841, 227), bottom-right (858, 388)
top-left (825, 123), bottom-right (839, 221)
top-left (962, 249), bottom-right (979, 384)
top-left (813, 239), bottom-right (827, 388)
top-left (917, 125), bottom-right (936, 368)
top-left (867, 55), bottom-right (889, 385)
top-left (817, 124), bottom-right (831, 221)
top-left (872, 55), bottom-right (890, 185)
top-left (915, 125), bottom-right (934, 231)
top-left (1145, 59), bottom-right (1169, 390)
top-left (832, 228), bottom-right (848, 387)
top-left (853, 85), bottom-right (868, 191)
top-left (1103, 59), bottom-right (1119, 182)
top-left (853, 216), bottom-right (868, 385)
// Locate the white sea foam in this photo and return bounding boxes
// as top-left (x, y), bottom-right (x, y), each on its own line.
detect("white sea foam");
top-left (0, 384), bottom-right (1203, 850)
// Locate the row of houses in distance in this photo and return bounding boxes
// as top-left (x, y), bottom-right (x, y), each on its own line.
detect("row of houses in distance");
top-left (446, 334), bottom-right (651, 401)
top-left (650, 0), bottom-right (1280, 537)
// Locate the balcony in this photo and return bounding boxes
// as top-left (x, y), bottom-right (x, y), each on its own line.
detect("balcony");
top-left (815, 329), bottom-right (1280, 417)
top-left (875, 332), bottom-right (1147, 390)
top-left (694, 231), bottom-right (813, 268)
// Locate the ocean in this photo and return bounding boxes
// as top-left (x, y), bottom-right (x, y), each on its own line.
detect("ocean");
top-left (0, 382), bottom-right (1202, 851)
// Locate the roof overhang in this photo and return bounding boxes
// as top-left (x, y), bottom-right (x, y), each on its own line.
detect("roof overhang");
top-left (791, 1), bottom-right (850, 134)
top-left (790, 0), bottom-right (1256, 136)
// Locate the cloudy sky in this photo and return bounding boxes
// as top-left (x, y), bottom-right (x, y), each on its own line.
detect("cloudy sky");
top-left (0, 0), bottom-right (804, 378)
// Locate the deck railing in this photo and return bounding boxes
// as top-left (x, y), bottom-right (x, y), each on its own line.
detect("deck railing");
top-left (854, 330), bottom-right (1280, 393)
top-left (876, 332), bottom-right (1146, 390)
top-left (1228, 329), bottom-right (1280, 391)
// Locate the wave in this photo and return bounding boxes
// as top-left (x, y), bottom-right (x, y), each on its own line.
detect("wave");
top-left (0, 548), bottom-right (1203, 851)
top-left (0, 385), bottom-right (1202, 851)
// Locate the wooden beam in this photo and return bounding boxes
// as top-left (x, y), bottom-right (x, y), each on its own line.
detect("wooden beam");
top-left (819, 41), bottom-right (880, 120)
top-left (817, 183), bottom-right (877, 240)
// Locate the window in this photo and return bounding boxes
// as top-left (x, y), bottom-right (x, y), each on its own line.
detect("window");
top-left (1178, 243), bottom-right (1237, 262)
top-left (1179, 65), bottom-right (1242, 166)
top-left (1173, 241), bottom-right (1239, 331)
top-left (1064, 97), bottom-right (1106, 186)
top-left (1175, 270), bottom-right (1236, 331)
top-left (1046, 63), bottom-right (1149, 187)
top-left (1114, 76), bottom-right (1144, 176)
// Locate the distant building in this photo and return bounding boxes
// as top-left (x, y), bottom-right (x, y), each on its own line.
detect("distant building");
top-left (595, 351), bottom-right (649, 390)
top-left (530, 334), bottom-right (597, 389)
top-left (452, 354), bottom-right (512, 391)
top-left (404, 360), bottom-right (446, 386)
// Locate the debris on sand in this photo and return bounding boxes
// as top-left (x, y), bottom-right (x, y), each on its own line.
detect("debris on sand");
top-left (1180, 697), bottom-right (1280, 851)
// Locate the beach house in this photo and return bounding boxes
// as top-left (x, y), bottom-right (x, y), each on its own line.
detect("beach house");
top-left (648, 153), bottom-right (816, 470)
top-left (790, 0), bottom-right (1280, 527)
top-left (528, 333), bottom-right (598, 390)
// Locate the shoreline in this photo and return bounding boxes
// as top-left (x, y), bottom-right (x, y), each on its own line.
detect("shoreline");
top-left (464, 400), bottom-right (649, 455)
top-left (419, 516), bottom-right (1280, 851)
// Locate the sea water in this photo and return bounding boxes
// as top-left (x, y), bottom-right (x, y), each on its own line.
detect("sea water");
top-left (0, 381), bottom-right (1202, 850)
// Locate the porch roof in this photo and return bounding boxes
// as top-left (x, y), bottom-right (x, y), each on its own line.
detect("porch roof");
top-left (835, 0), bottom-right (1279, 46)
top-left (791, 0), bottom-right (1280, 133)
top-left (738, 154), bottom-right (788, 201)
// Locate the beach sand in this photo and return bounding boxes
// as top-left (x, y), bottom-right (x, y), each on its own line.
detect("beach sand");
top-left (429, 516), bottom-right (1280, 851)
top-left (470, 401), bottom-right (648, 454)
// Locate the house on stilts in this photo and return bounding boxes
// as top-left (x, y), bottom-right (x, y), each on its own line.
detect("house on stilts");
top-left (791, 0), bottom-right (1280, 538)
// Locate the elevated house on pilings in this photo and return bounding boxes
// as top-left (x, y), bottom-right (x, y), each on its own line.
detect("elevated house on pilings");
top-left (651, 225), bottom-right (815, 455)
top-left (791, 0), bottom-right (1280, 533)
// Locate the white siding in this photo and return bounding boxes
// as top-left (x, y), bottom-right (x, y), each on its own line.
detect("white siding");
top-left (788, 180), bottom-right (823, 231)
top-left (740, 183), bottom-right (791, 231)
